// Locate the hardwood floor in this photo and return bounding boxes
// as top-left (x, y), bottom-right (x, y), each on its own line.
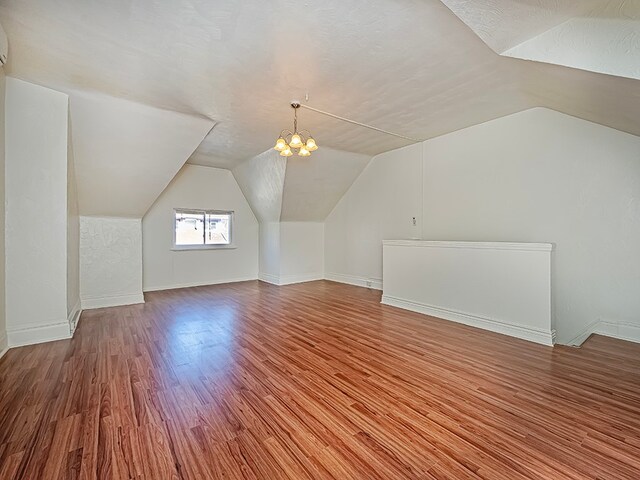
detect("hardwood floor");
top-left (1, 280), bottom-right (639, 479)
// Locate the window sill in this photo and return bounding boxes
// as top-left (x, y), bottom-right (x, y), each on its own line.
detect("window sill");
top-left (171, 245), bottom-right (237, 251)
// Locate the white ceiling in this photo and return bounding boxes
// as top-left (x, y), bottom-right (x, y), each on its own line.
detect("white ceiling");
top-left (232, 147), bottom-right (371, 223)
top-left (69, 90), bottom-right (213, 217)
top-left (443, 0), bottom-right (640, 80)
top-left (440, 0), bottom-right (602, 54)
top-left (505, 1), bottom-right (640, 80)
top-left (0, 0), bottom-right (639, 173)
top-left (280, 147), bottom-right (371, 222)
top-left (232, 149), bottom-right (287, 224)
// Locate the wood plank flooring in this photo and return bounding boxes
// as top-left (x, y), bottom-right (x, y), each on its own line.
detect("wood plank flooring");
top-left (1, 280), bottom-right (640, 479)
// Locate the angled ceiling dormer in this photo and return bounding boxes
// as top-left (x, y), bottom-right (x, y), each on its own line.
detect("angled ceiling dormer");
top-left (232, 147), bottom-right (371, 223)
top-left (69, 91), bottom-right (214, 217)
top-left (280, 148), bottom-right (371, 221)
top-left (441, 0), bottom-right (640, 81)
top-left (231, 149), bottom-right (287, 224)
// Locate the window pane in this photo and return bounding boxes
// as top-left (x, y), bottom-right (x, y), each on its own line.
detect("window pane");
top-left (205, 213), bottom-right (231, 245)
top-left (175, 212), bottom-right (205, 245)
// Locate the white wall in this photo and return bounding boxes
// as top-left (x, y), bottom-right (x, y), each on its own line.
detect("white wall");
top-left (233, 147), bottom-right (369, 287)
top-left (80, 216), bottom-right (144, 309)
top-left (326, 108), bottom-right (640, 345)
top-left (143, 164), bottom-right (258, 291)
top-left (279, 222), bottom-right (324, 284)
top-left (258, 222), bottom-right (324, 286)
top-left (67, 116), bottom-right (80, 329)
top-left (325, 142), bottom-right (422, 289)
top-left (0, 69), bottom-right (6, 356)
top-left (422, 108), bottom-right (640, 344)
top-left (5, 78), bottom-right (71, 346)
top-left (259, 222), bottom-right (281, 282)
top-left (382, 240), bottom-right (554, 346)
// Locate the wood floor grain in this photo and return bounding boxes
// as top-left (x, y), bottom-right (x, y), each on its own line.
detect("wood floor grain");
top-left (1, 280), bottom-right (639, 479)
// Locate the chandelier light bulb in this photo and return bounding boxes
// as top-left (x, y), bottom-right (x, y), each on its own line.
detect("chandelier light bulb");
top-left (289, 133), bottom-right (303, 149)
top-left (274, 137), bottom-right (287, 152)
top-left (280, 146), bottom-right (293, 157)
top-left (298, 146), bottom-right (311, 156)
top-left (305, 137), bottom-right (318, 151)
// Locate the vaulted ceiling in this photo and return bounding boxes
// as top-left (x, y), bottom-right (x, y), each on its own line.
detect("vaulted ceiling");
top-left (442, 0), bottom-right (640, 80)
top-left (0, 0), bottom-right (638, 175)
top-left (69, 90), bottom-right (213, 217)
top-left (232, 147), bottom-right (371, 224)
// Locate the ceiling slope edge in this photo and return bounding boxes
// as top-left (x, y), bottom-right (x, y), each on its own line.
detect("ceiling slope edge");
top-left (70, 89), bottom-right (215, 217)
top-left (232, 149), bottom-right (287, 224)
top-left (280, 147), bottom-right (372, 222)
top-left (440, 0), bottom-right (640, 81)
top-left (232, 146), bottom-right (372, 224)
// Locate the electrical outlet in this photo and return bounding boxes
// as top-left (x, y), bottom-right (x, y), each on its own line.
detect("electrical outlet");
top-left (366, 280), bottom-right (372, 288)
top-left (412, 217), bottom-right (417, 226)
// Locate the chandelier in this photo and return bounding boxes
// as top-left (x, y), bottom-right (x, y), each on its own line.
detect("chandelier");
top-left (273, 102), bottom-right (318, 157)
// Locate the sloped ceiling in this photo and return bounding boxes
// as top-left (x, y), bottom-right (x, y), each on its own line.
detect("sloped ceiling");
top-left (232, 149), bottom-right (287, 224)
top-left (442, 0), bottom-right (640, 80)
top-left (69, 90), bottom-right (213, 217)
top-left (440, 0), bottom-right (602, 54)
top-left (1, 0), bottom-right (638, 174)
top-left (280, 148), bottom-right (371, 222)
top-left (233, 147), bottom-right (371, 223)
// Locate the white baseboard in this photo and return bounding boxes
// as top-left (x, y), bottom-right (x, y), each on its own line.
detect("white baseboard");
top-left (0, 331), bottom-right (8, 360)
top-left (324, 272), bottom-right (383, 290)
top-left (568, 319), bottom-right (640, 346)
top-left (144, 276), bottom-right (258, 292)
top-left (258, 272), bottom-right (280, 285)
top-left (7, 321), bottom-right (72, 348)
top-left (68, 300), bottom-right (82, 335)
top-left (258, 272), bottom-right (324, 286)
top-left (81, 293), bottom-right (145, 310)
top-left (0, 303), bottom-right (82, 352)
top-left (381, 294), bottom-right (556, 347)
top-left (279, 273), bottom-right (324, 286)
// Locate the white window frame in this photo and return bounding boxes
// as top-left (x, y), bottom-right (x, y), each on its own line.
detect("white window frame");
top-left (172, 208), bottom-right (236, 251)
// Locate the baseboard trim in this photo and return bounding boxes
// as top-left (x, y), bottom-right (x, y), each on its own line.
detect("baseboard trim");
top-left (144, 276), bottom-right (258, 292)
top-left (258, 272), bottom-right (324, 286)
top-left (258, 273), bottom-right (280, 285)
top-left (567, 319), bottom-right (640, 346)
top-left (381, 294), bottom-right (555, 347)
top-left (7, 321), bottom-right (72, 348)
top-left (68, 300), bottom-right (82, 335)
top-left (324, 272), bottom-right (383, 290)
top-left (81, 293), bottom-right (145, 310)
top-left (0, 331), bottom-right (8, 360)
top-left (279, 273), bottom-right (324, 286)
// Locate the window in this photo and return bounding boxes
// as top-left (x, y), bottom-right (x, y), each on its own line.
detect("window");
top-left (173, 209), bottom-right (233, 249)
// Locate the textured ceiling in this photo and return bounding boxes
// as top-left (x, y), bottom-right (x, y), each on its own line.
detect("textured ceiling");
top-left (0, 0), bottom-right (639, 172)
top-left (440, 0), bottom-right (602, 53)
top-left (232, 147), bottom-right (371, 223)
top-left (70, 90), bottom-right (213, 217)
top-left (442, 0), bottom-right (640, 80)
top-left (280, 147), bottom-right (371, 222)
top-left (232, 149), bottom-right (287, 224)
